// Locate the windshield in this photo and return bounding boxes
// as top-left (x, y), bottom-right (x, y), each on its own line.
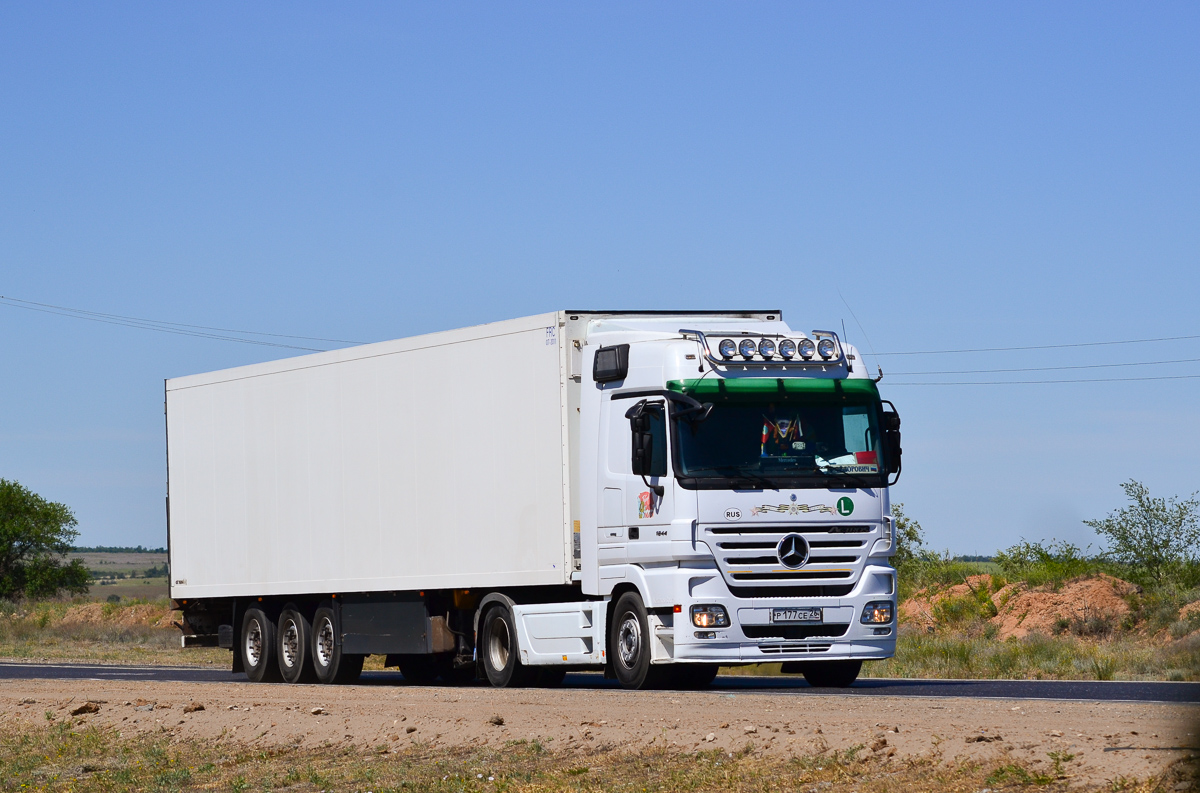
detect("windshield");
top-left (670, 378), bottom-right (885, 488)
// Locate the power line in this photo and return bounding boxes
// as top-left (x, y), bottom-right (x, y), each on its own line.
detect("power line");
top-left (0, 296), bottom-right (367, 352)
top-left (890, 356), bottom-right (1200, 376)
top-left (887, 373), bottom-right (1200, 386)
top-left (876, 333), bottom-right (1200, 357)
top-left (0, 296), bottom-right (366, 345)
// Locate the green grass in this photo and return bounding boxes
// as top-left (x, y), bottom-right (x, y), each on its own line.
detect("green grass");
top-left (859, 626), bottom-right (1200, 681)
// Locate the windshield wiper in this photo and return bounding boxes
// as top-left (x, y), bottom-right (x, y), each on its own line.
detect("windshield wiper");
top-left (683, 467), bottom-right (777, 489)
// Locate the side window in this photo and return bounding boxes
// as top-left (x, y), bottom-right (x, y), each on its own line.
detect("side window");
top-left (646, 403), bottom-right (668, 477)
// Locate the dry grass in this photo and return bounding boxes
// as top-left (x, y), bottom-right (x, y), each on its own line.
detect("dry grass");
top-left (0, 598), bottom-right (225, 667)
top-left (0, 719), bottom-right (1184, 793)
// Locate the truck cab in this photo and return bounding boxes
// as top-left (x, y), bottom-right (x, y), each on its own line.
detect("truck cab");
top-left (570, 312), bottom-right (899, 688)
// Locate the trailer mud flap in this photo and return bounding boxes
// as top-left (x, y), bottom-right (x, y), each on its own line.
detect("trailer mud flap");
top-left (512, 602), bottom-right (606, 666)
top-left (340, 593), bottom-right (431, 655)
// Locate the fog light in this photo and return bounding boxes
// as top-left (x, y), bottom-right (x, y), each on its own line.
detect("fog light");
top-left (873, 627), bottom-right (891, 635)
top-left (691, 604), bottom-right (730, 628)
top-left (694, 631), bottom-right (716, 639)
top-left (718, 339), bottom-right (736, 358)
top-left (861, 601), bottom-right (894, 624)
top-left (817, 338), bottom-right (837, 359)
top-left (798, 338), bottom-right (816, 359)
top-left (738, 338), bottom-right (757, 358)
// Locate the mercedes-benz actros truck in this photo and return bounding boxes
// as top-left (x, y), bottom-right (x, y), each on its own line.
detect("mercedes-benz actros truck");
top-left (168, 310), bottom-right (902, 689)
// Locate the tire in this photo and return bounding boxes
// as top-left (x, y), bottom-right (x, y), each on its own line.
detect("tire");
top-left (799, 660), bottom-right (862, 688)
top-left (670, 663), bottom-right (718, 690)
top-left (479, 604), bottom-right (534, 688)
top-left (310, 605), bottom-right (363, 685)
top-left (241, 608), bottom-right (281, 683)
top-left (276, 605), bottom-right (315, 684)
top-left (609, 592), bottom-right (662, 690)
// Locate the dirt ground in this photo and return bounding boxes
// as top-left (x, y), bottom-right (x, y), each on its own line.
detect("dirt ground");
top-left (2, 677), bottom-right (1195, 789)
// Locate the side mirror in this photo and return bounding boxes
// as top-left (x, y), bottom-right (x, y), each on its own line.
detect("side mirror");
top-left (625, 400), bottom-right (653, 476)
top-left (880, 401), bottom-right (902, 478)
top-left (884, 430), bottom-right (902, 475)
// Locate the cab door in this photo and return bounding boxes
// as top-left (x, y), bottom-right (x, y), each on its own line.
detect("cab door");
top-left (596, 396), bottom-right (674, 578)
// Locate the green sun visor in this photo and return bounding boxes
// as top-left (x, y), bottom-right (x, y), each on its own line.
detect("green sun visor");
top-left (667, 377), bottom-right (880, 399)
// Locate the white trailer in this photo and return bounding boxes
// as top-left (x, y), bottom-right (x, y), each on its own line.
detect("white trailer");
top-left (168, 311), bottom-right (902, 689)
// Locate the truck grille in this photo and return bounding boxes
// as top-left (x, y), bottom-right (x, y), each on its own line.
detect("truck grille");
top-left (702, 523), bottom-right (876, 597)
top-left (758, 642), bottom-right (832, 654)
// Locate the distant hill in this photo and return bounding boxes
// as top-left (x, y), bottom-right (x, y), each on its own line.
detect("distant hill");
top-left (71, 546), bottom-right (167, 554)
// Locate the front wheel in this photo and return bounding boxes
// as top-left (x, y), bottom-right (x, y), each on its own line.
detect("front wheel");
top-left (610, 592), bottom-right (663, 690)
top-left (799, 660), bottom-right (862, 688)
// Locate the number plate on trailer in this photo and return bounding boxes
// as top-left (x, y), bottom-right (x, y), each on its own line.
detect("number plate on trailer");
top-left (770, 608), bottom-right (822, 623)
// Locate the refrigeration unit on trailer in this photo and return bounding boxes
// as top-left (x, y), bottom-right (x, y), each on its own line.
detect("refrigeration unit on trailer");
top-left (167, 310), bottom-right (903, 689)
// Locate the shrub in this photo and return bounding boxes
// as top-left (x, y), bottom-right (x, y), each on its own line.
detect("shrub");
top-left (994, 539), bottom-right (1102, 588)
top-left (1085, 480), bottom-right (1200, 585)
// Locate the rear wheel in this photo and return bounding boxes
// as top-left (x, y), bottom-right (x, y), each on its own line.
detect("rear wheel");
top-left (799, 660), bottom-right (861, 688)
top-left (241, 608), bottom-right (281, 683)
top-left (479, 604), bottom-right (534, 688)
top-left (310, 605), bottom-right (363, 684)
top-left (277, 605), bottom-right (314, 684)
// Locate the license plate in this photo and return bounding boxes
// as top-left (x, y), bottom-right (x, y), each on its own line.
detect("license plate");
top-left (770, 608), bottom-right (822, 623)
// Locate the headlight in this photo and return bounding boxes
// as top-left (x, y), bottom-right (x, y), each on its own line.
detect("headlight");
top-left (797, 338), bottom-right (816, 359)
top-left (738, 339), bottom-right (757, 358)
top-left (860, 601), bottom-right (894, 624)
top-left (758, 339), bottom-right (776, 358)
top-left (691, 604), bottom-right (730, 628)
top-left (718, 339), bottom-right (736, 358)
top-left (778, 339), bottom-right (796, 359)
top-left (817, 338), bottom-right (837, 359)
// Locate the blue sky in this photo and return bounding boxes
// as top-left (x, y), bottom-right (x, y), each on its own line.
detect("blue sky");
top-left (2, 3), bottom-right (1197, 553)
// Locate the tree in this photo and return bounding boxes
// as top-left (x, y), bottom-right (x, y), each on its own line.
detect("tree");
top-left (1084, 480), bottom-right (1200, 583)
top-left (0, 479), bottom-right (90, 600)
top-left (890, 502), bottom-right (929, 570)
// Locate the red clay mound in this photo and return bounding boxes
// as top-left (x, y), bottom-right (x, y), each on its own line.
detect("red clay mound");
top-left (989, 574), bottom-right (1138, 640)
top-left (899, 574), bottom-right (995, 628)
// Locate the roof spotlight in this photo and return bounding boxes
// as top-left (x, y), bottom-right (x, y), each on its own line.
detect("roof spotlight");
top-left (798, 338), bottom-right (816, 359)
top-left (738, 338), bottom-right (757, 358)
top-left (758, 339), bottom-right (776, 358)
top-left (817, 338), bottom-right (837, 359)
top-left (778, 339), bottom-right (796, 359)
top-left (718, 339), bottom-right (736, 358)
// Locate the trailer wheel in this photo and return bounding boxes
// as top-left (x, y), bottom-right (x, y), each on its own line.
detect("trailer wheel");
top-left (310, 605), bottom-right (363, 684)
top-left (799, 660), bottom-right (861, 688)
top-left (241, 608), bottom-right (281, 683)
top-left (610, 592), bottom-right (661, 690)
top-left (479, 604), bottom-right (533, 687)
top-left (277, 605), bottom-right (314, 684)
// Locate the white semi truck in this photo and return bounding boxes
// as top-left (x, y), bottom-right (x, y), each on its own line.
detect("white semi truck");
top-left (167, 310), bottom-right (901, 689)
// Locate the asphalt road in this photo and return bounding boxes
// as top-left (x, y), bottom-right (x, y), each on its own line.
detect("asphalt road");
top-left (2, 662), bottom-right (1197, 703)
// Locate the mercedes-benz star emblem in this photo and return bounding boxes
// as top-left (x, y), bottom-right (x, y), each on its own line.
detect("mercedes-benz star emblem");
top-left (776, 534), bottom-right (809, 569)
